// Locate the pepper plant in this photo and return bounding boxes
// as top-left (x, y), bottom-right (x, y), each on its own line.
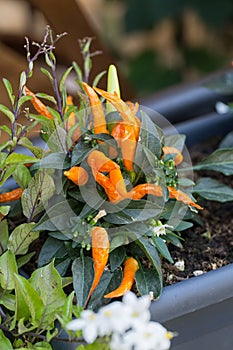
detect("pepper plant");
top-left (0, 26), bottom-right (232, 348)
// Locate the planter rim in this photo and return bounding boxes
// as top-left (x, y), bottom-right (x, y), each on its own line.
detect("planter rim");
top-left (142, 69), bottom-right (233, 123)
top-left (150, 263), bottom-right (233, 323)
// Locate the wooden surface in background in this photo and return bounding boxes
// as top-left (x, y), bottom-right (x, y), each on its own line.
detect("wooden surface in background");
top-left (0, 0), bottom-right (133, 143)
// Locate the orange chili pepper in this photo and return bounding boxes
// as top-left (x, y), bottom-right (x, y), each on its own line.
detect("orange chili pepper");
top-left (24, 86), bottom-right (54, 119)
top-left (64, 166), bottom-right (89, 186)
top-left (168, 186), bottom-right (203, 210)
top-left (96, 171), bottom-right (122, 202)
top-left (83, 83), bottom-right (109, 135)
top-left (104, 257), bottom-right (139, 298)
top-left (94, 87), bottom-right (138, 128)
top-left (89, 226), bottom-right (110, 296)
top-left (0, 188), bottom-right (23, 203)
top-left (88, 150), bottom-right (123, 202)
top-left (109, 168), bottom-right (127, 197)
top-left (87, 150), bottom-right (119, 173)
top-left (126, 101), bottom-right (139, 115)
top-left (65, 95), bottom-right (81, 142)
top-left (126, 183), bottom-right (163, 200)
top-left (112, 122), bottom-right (137, 173)
top-left (162, 146), bottom-right (183, 166)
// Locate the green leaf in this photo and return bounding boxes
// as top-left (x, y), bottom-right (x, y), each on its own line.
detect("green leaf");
top-left (17, 95), bottom-right (33, 110)
top-left (0, 124), bottom-right (12, 136)
top-left (5, 153), bottom-right (39, 165)
top-left (219, 131), bottom-right (233, 149)
top-left (36, 93), bottom-right (57, 105)
top-left (151, 236), bottom-right (173, 263)
top-left (0, 164), bottom-right (17, 186)
top-left (72, 253), bottom-right (94, 308)
top-left (59, 66), bottom-right (73, 93)
top-left (17, 251), bottom-right (36, 269)
top-left (43, 122), bottom-right (67, 152)
top-left (109, 246), bottom-right (126, 271)
top-left (0, 329), bottom-right (13, 350)
top-left (72, 61), bottom-right (83, 81)
top-left (29, 261), bottom-right (67, 327)
top-left (35, 199), bottom-right (82, 232)
top-left (166, 231), bottom-right (183, 247)
top-left (13, 274), bottom-right (44, 327)
top-left (3, 78), bottom-right (15, 106)
top-left (22, 170), bottom-right (55, 219)
top-left (0, 104), bottom-right (15, 123)
top-left (135, 236), bottom-right (162, 297)
top-left (39, 152), bottom-right (70, 169)
top-left (178, 177), bottom-right (195, 187)
top-left (93, 70), bottom-right (107, 87)
top-left (13, 164), bottom-right (32, 189)
top-left (18, 137), bottom-right (46, 158)
top-left (38, 237), bottom-right (67, 267)
top-left (174, 220), bottom-right (193, 231)
top-left (194, 177), bottom-right (233, 202)
top-left (0, 220), bottom-right (9, 249)
top-left (71, 141), bottom-right (92, 166)
top-left (89, 270), bottom-right (117, 310)
top-left (0, 250), bottom-right (18, 290)
top-left (33, 342), bottom-right (53, 349)
top-left (138, 110), bottom-right (163, 157)
top-left (104, 199), bottom-right (163, 224)
top-left (0, 292), bottom-right (15, 311)
top-left (8, 223), bottom-right (39, 255)
top-left (163, 134), bottom-right (186, 152)
top-left (19, 71), bottom-right (26, 90)
top-left (41, 67), bottom-right (53, 82)
top-left (135, 261), bottom-right (162, 297)
top-left (193, 148), bottom-right (233, 175)
top-left (0, 206), bottom-right (10, 221)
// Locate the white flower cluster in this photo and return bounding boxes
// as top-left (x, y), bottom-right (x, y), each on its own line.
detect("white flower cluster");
top-left (66, 292), bottom-right (173, 350)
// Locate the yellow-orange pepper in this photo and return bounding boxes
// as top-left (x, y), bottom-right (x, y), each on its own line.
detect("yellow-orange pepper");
top-left (64, 166), bottom-right (88, 186)
top-left (109, 168), bottom-right (127, 197)
top-left (104, 257), bottom-right (139, 298)
top-left (0, 188), bottom-right (23, 203)
top-left (83, 83), bottom-right (109, 135)
top-left (94, 87), bottom-right (138, 128)
top-left (24, 86), bottom-right (54, 119)
top-left (87, 150), bottom-right (119, 173)
top-left (111, 122), bottom-right (137, 172)
top-left (168, 186), bottom-right (203, 210)
top-left (89, 226), bottom-right (110, 296)
top-left (126, 183), bottom-right (163, 200)
top-left (65, 95), bottom-right (81, 142)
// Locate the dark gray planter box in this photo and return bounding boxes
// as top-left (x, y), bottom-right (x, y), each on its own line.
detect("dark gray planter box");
top-left (149, 109), bottom-right (233, 350)
top-left (150, 264), bottom-right (233, 350)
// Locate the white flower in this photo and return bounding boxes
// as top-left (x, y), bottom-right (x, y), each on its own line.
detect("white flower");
top-left (124, 321), bottom-right (171, 350)
top-left (97, 301), bottom-right (129, 336)
top-left (66, 310), bottom-right (99, 344)
top-left (110, 333), bottom-right (132, 350)
top-left (151, 221), bottom-right (173, 237)
top-left (122, 291), bottom-right (151, 329)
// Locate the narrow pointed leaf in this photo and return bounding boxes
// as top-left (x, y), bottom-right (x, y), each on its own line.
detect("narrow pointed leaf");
top-left (8, 223), bottom-right (39, 255)
top-left (22, 171), bottom-right (55, 219)
top-left (193, 148), bottom-right (233, 175)
top-left (194, 177), bottom-right (233, 202)
top-left (72, 254), bottom-right (94, 307)
top-left (0, 250), bottom-right (18, 290)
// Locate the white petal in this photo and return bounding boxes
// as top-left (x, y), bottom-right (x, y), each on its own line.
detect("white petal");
top-left (66, 318), bottom-right (85, 331)
top-left (82, 324), bottom-right (98, 344)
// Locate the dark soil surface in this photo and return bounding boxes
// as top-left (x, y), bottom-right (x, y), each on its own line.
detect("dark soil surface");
top-left (163, 137), bottom-right (233, 286)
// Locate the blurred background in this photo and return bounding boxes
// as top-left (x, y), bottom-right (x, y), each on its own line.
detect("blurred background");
top-left (0, 0), bottom-right (233, 98)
